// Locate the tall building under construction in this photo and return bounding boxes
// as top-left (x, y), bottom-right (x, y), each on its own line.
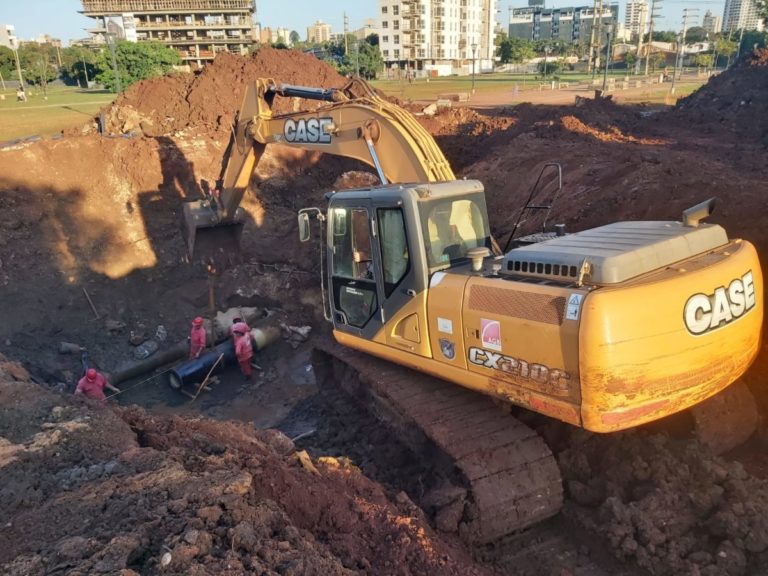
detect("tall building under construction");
top-left (80, 0), bottom-right (256, 67)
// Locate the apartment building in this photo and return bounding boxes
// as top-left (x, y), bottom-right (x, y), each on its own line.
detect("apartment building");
top-left (307, 20), bottom-right (332, 43)
top-left (80, 0), bottom-right (256, 68)
top-left (722, 0), bottom-right (765, 31)
top-left (378, 0), bottom-right (498, 77)
top-left (509, 3), bottom-right (619, 45)
top-left (0, 24), bottom-right (18, 48)
top-left (701, 10), bottom-right (722, 35)
top-left (624, 0), bottom-right (648, 38)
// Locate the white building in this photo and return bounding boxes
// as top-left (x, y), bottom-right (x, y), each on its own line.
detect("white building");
top-left (722, 0), bottom-right (765, 32)
top-left (307, 20), bottom-right (332, 43)
top-left (701, 10), bottom-right (722, 35)
top-left (624, 0), bottom-right (649, 38)
top-left (378, 0), bottom-right (498, 77)
top-left (0, 24), bottom-right (18, 48)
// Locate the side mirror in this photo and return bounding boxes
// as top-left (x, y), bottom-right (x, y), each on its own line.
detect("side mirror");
top-left (298, 212), bottom-right (311, 242)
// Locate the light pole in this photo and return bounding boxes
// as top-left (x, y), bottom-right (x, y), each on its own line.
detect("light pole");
top-left (471, 42), bottom-right (477, 93)
top-left (10, 40), bottom-right (25, 90)
top-left (543, 45), bottom-right (550, 77)
top-left (602, 30), bottom-right (611, 93)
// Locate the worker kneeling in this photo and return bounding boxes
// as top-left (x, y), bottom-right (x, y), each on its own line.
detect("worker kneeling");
top-left (75, 368), bottom-right (120, 401)
top-left (233, 324), bottom-right (254, 380)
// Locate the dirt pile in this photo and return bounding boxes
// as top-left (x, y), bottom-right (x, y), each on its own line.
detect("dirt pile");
top-left (0, 376), bottom-right (489, 576)
top-left (559, 431), bottom-right (768, 576)
top-left (101, 48), bottom-right (346, 137)
top-left (673, 49), bottom-right (768, 146)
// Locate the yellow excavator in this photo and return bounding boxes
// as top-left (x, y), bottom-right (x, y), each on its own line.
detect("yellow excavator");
top-left (183, 78), bottom-right (763, 544)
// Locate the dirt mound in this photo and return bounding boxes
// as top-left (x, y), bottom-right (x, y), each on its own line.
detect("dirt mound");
top-left (0, 379), bottom-right (490, 576)
top-left (102, 48), bottom-right (346, 137)
top-left (559, 431), bottom-right (768, 576)
top-left (673, 50), bottom-right (768, 146)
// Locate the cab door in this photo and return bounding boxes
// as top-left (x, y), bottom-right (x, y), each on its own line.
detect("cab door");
top-left (328, 196), bottom-right (431, 358)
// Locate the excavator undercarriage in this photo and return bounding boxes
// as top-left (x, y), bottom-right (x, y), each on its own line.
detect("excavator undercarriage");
top-left (312, 341), bottom-right (563, 544)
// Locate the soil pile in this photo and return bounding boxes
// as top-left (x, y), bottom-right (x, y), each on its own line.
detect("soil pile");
top-left (674, 49), bottom-right (768, 146)
top-left (102, 48), bottom-right (346, 137)
top-left (559, 431), bottom-right (768, 576)
top-left (0, 373), bottom-right (489, 576)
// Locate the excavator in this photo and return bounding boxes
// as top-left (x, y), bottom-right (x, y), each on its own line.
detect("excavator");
top-left (183, 77), bottom-right (763, 544)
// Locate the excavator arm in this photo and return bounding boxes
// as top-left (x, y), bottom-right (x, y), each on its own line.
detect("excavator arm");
top-left (182, 77), bottom-right (454, 259)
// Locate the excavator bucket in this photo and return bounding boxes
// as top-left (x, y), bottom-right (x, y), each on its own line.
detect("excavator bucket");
top-left (182, 199), bottom-right (245, 265)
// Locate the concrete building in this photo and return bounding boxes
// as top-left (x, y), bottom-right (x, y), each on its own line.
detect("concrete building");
top-left (701, 10), bottom-right (722, 34)
top-left (307, 20), bottom-right (332, 43)
top-left (722, 0), bottom-right (765, 32)
top-left (0, 24), bottom-right (18, 48)
top-left (79, 0), bottom-right (256, 68)
top-left (378, 0), bottom-right (498, 77)
top-left (354, 18), bottom-right (377, 40)
top-left (509, 3), bottom-right (619, 45)
top-left (624, 0), bottom-right (648, 38)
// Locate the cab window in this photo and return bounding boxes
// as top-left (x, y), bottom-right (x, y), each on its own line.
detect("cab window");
top-left (420, 196), bottom-right (490, 269)
top-left (377, 207), bottom-right (410, 297)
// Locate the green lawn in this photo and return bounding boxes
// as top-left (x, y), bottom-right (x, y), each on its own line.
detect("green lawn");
top-left (0, 86), bottom-right (115, 142)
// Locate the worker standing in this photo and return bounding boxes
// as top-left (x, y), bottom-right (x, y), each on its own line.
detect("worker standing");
top-left (189, 316), bottom-right (207, 359)
top-left (233, 326), bottom-right (254, 379)
top-left (75, 368), bottom-right (120, 401)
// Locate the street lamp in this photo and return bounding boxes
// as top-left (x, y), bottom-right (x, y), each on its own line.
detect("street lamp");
top-left (602, 30), bottom-right (612, 93)
top-left (543, 45), bottom-right (550, 77)
top-left (471, 42), bottom-right (477, 93)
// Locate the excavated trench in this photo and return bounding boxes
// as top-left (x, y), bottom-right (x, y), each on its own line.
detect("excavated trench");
top-left (2, 48), bottom-right (768, 575)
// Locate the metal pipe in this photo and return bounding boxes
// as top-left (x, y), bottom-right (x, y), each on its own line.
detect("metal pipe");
top-left (168, 325), bottom-right (280, 389)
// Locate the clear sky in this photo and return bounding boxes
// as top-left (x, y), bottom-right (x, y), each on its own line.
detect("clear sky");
top-left (1, 0), bottom-right (723, 44)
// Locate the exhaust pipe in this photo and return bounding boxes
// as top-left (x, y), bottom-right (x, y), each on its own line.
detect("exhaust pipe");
top-left (682, 198), bottom-right (716, 228)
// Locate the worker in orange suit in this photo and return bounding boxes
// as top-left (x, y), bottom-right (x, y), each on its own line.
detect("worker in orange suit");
top-left (233, 325), bottom-right (253, 380)
top-left (75, 368), bottom-right (120, 401)
top-left (189, 316), bottom-right (207, 359)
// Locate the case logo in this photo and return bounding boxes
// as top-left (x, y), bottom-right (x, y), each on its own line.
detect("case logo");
top-left (684, 271), bottom-right (756, 335)
top-left (284, 118), bottom-right (333, 144)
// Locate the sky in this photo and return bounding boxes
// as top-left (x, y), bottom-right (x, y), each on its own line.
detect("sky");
top-left (1, 0), bottom-right (724, 44)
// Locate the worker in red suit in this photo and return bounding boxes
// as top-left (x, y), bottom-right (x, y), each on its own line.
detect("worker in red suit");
top-left (75, 368), bottom-right (120, 401)
top-left (233, 325), bottom-right (253, 379)
top-left (189, 316), bottom-right (207, 359)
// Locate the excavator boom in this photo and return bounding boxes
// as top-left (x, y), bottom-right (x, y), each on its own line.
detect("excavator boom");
top-left (182, 78), bottom-right (453, 261)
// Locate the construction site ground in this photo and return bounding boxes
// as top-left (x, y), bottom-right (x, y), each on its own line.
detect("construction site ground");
top-left (1, 47), bottom-right (768, 575)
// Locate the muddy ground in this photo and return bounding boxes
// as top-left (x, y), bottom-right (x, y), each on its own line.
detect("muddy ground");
top-left (1, 47), bottom-right (768, 575)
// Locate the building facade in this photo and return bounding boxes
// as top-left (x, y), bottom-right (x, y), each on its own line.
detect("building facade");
top-left (624, 0), bottom-right (648, 38)
top-left (701, 10), bottom-right (722, 35)
top-left (80, 0), bottom-right (256, 68)
top-left (307, 20), bottom-right (331, 43)
top-left (722, 0), bottom-right (765, 32)
top-left (509, 3), bottom-right (619, 45)
top-left (378, 0), bottom-right (498, 77)
top-left (0, 24), bottom-right (17, 48)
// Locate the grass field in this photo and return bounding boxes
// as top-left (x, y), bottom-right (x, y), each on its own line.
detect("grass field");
top-left (0, 86), bottom-right (114, 142)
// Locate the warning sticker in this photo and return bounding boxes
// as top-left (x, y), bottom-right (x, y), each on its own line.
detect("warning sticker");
top-left (566, 293), bottom-right (583, 321)
top-left (437, 317), bottom-right (453, 335)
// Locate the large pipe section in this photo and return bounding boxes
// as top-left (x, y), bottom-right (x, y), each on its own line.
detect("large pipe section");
top-left (168, 325), bottom-right (280, 390)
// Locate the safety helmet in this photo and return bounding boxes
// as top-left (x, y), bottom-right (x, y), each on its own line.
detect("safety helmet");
top-left (193, 316), bottom-right (204, 326)
top-left (86, 368), bottom-right (97, 381)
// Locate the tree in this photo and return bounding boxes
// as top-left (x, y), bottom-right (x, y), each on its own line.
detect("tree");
top-left (60, 46), bottom-right (97, 86)
top-left (623, 51), bottom-right (638, 68)
top-left (94, 40), bottom-right (180, 92)
top-left (18, 43), bottom-right (58, 94)
top-left (739, 29), bottom-right (768, 52)
top-left (537, 58), bottom-right (564, 75)
top-left (685, 27), bottom-right (708, 43)
top-left (289, 30), bottom-right (300, 45)
top-left (498, 36), bottom-right (535, 64)
top-left (0, 46), bottom-right (15, 81)
top-left (755, 0), bottom-right (768, 26)
top-left (356, 37), bottom-right (384, 79)
top-left (645, 30), bottom-right (678, 43)
top-left (692, 53), bottom-right (713, 68)
top-left (715, 37), bottom-right (738, 66)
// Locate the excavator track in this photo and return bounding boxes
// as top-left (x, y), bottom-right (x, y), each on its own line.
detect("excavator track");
top-left (312, 340), bottom-right (563, 545)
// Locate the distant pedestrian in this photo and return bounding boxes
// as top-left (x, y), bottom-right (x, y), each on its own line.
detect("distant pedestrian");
top-left (233, 326), bottom-right (253, 380)
top-left (16, 88), bottom-right (26, 102)
top-left (75, 368), bottom-right (120, 401)
top-left (189, 316), bottom-right (207, 359)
